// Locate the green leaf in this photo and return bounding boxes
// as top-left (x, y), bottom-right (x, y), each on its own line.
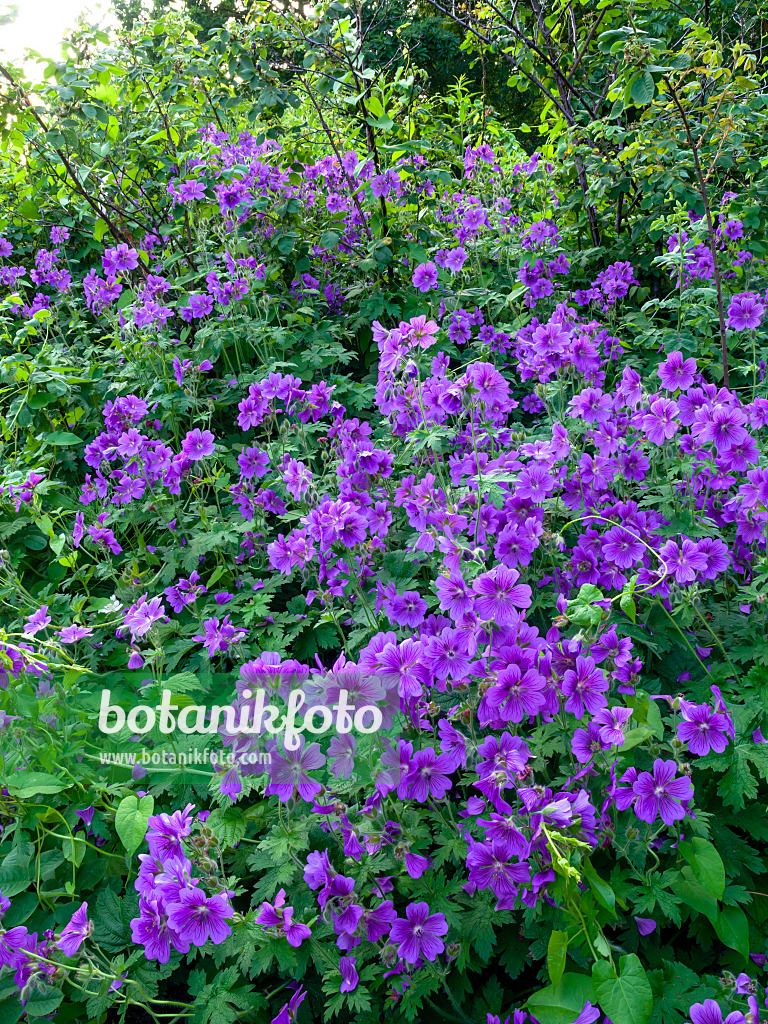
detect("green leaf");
top-left (630, 71), bottom-right (655, 106)
top-left (547, 930), bottom-right (568, 989)
top-left (206, 807), bottom-right (247, 849)
top-left (619, 726), bottom-right (652, 752)
top-left (678, 838), bottom-right (725, 900)
top-left (21, 982), bottom-right (62, 1019)
top-left (320, 230), bottom-right (340, 248)
top-left (670, 869), bottom-right (718, 925)
top-left (0, 843), bottom-right (35, 898)
top-left (274, 234), bottom-right (295, 255)
top-left (715, 906), bottom-right (749, 961)
top-left (527, 974), bottom-right (595, 1024)
top-left (582, 861), bottom-right (617, 915)
top-left (115, 794), bottom-right (154, 856)
top-left (566, 584), bottom-right (605, 626)
top-left (593, 953), bottom-right (653, 1024)
top-left (93, 888), bottom-right (140, 954)
top-left (3, 770), bottom-right (68, 798)
top-left (668, 53), bottom-right (691, 70)
top-left (43, 431), bottom-right (84, 446)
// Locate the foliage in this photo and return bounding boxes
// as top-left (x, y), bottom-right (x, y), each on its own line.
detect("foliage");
top-left (0, 4), bottom-right (767, 1024)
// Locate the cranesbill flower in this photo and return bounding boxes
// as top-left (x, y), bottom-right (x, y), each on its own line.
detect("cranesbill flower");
top-left (601, 526), bottom-right (645, 569)
top-left (57, 902), bottom-right (92, 956)
top-left (339, 955), bottom-right (358, 993)
top-left (23, 605), bottom-right (51, 637)
top-left (435, 571), bottom-right (473, 619)
top-left (58, 624), bottom-right (93, 644)
top-left (182, 428), bottom-right (215, 461)
top-left (131, 896), bottom-right (189, 962)
top-left (593, 706), bottom-right (633, 746)
top-left (466, 840), bottom-right (531, 897)
top-left (266, 737), bottom-right (326, 803)
top-left (632, 759), bottom-right (693, 825)
top-left (166, 887), bottom-right (233, 947)
top-left (686, 999), bottom-right (747, 1024)
top-left (642, 397), bottom-right (679, 445)
top-left (442, 247), bottom-right (468, 272)
top-left (404, 748), bottom-right (454, 801)
top-left (364, 900), bottom-right (397, 941)
top-left (379, 638), bottom-right (430, 699)
top-left (271, 985), bottom-right (307, 1024)
top-left (561, 657), bottom-right (608, 719)
top-left (238, 446), bottom-right (269, 479)
top-left (570, 1003), bottom-right (602, 1024)
top-left (659, 538), bottom-right (707, 585)
top-left (658, 351), bottom-right (697, 391)
top-left (726, 291), bottom-right (764, 331)
top-left (472, 566), bottom-right (532, 623)
top-left (192, 615), bottom-right (247, 656)
top-left (412, 262), bottom-right (439, 292)
top-left (147, 803), bottom-right (195, 859)
top-left (485, 664), bottom-right (546, 723)
top-left (677, 700), bottom-right (730, 755)
top-left (635, 917), bottom-right (657, 935)
top-left (255, 889), bottom-right (311, 947)
top-left (123, 595), bottom-right (166, 640)
top-left (389, 902), bottom-right (448, 963)
top-left (571, 721), bottom-right (610, 763)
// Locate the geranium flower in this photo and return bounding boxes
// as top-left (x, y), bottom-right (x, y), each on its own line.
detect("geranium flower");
top-left (166, 887), bottom-right (233, 947)
top-left (266, 737), bottom-right (326, 803)
top-left (389, 902), bottom-right (448, 963)
top-left (632, 759), bottom-right (693, 826)
top-left (57, 902), bottom-right (92, 956)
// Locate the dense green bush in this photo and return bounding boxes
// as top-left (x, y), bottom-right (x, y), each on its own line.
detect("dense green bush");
top-left (0, 5), bottom-right (768, 1024)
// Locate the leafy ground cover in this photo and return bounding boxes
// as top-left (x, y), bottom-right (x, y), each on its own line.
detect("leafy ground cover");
top-left (0, 4), bottom-right (767, 1024)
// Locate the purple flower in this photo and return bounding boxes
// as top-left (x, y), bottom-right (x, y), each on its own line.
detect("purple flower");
top-left (727, 291), bottom-right (764, 331)
top-left (466, 840), bottom-right (530, 897)
top-left (58, 624), bottom-right (93, 643)
top-left (472, 566), bottom-right (532, 623)
top-left (635, 916), bottom-right (657, 935)
top-left (131, 896), bottom-right (188, 962)
top-left (561, 657), bottom-right (609, 719)
top-left (659, 539), bottom-right (707, 585)
top-left (23, 605), bottom-right (51, 637)
top-left (686, 999), bottom-right (747, 1024)
top-left (570, 1004), bottom-right (601, 1024)
top-left (255, 889), bottom-right (311, 947)
top-left (442, 247), bottom-right (468, 272)
top-left (658, 351), bottom-right (697, 391)
top-left (677, 700), bottom-right (730, 755)
top-left (57, 902), bottom-right (91, 956)
top-left (147, 803), bottom-right (195, 859)
top-left (124, 595), bottom-right (166, 640)
top-left (385, 589), bottom-right (427, 627)
top-left (364, 900), bottom-right (397, 941)
top-left (339, 955), bottom-right (358, 993)
top-left (632, 759), bottom-right (693, 826)
top-left (389, 901), bottom-right (448, 963)
top-left (176, 179), bottom-right (206, 202)
top-left (642, 397), bottom-right (679, 445)
top-left (405, 748), bottom-right (454, 801)
top-left (166, 887), bottom-right (234, 946)
top-left (103, 243), bottom-right (139, 275)
top-left (182, 428), bottom-right (215, 461)
top-left (571, 721), bottom-right (610, 763)
top-left (412, 261), bottom-right (439, 292)
top-left (592, 706), bottom-right (633, 746)
top-left (271, 985), bottom-right (307, 1024)
top-left (266, 737), bottom-right (326, 803)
